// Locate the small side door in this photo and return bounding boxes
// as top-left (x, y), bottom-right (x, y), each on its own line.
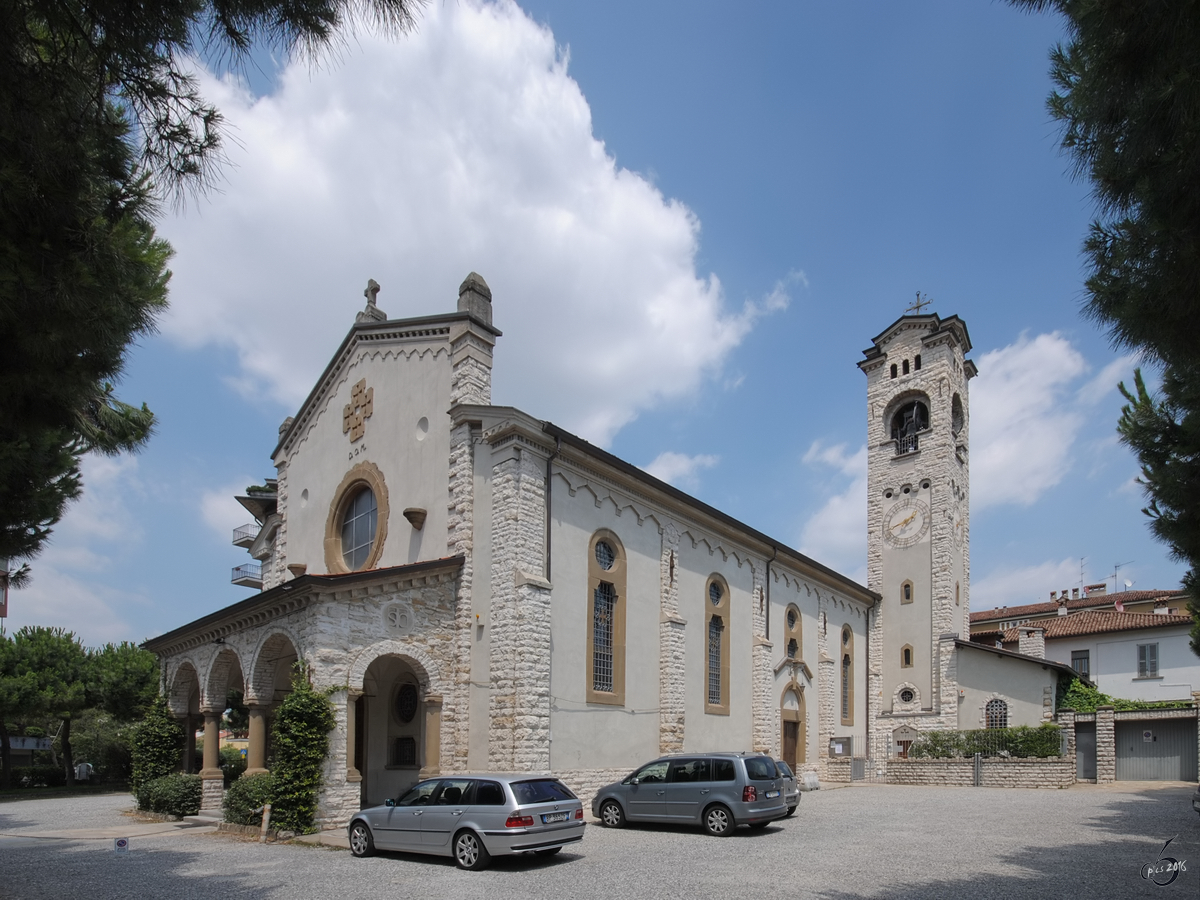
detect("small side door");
top-left (662, 758), bottom-right (711, 822)
top-left (625, 760), bottom-right (669, 821)
top-left (383, 780), bottom-right (441, 851)
top-left (421, 779), bottom-right (475, 849)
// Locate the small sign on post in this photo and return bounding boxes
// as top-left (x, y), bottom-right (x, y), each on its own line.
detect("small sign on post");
top-left (113, 838), bottom-right (129, 854)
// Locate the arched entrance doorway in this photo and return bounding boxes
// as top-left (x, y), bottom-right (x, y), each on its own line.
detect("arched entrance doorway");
top-left (781, 685), bottom-right (806, 770)
top-left (358, 655), bottom-right (439, 806)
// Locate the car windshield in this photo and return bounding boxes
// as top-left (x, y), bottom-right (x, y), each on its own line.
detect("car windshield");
top-left (511, 779), bottom-right (576, 804)
top-left (777, 761), bottom-right (793, 777)
top-left (744, 757), bottom-right (777, 780)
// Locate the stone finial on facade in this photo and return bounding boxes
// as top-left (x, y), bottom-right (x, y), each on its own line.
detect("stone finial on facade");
top-left (356, 278), bottom-right (387, 323)
top-left (1017, 626), bottom-right (1045, 660)
top-left (458, 272), bottom-right (493, 327)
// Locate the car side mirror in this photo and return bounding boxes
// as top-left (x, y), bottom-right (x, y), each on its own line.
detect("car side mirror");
top-left (630, 777), bottom-right (639, 785)
top-left (385, 799), bottom-right (395, 807)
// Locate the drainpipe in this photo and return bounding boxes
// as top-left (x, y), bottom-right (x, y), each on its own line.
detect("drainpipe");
top-left (544, 436), bottom-right (561, 581)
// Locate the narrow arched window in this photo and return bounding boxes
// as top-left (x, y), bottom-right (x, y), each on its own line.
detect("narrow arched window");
top-left (587, 532), bottom-right (626, 705)
top-left (902, 359), bottom-right (910, 375)
top-left (890, 363), bottom-right (898, 379)
top-left (840, 626), bottom-right (854, 725)
top-left (706, 575), bottom-right (730, 714)
top-left (901, 645), bottom-right (913, 668)
top-left (901, 581), bottom-right (913, 604)
top-left (914, 354), bottom-right (921, 371)
top-left (985, 699), bottom-right (1008, 730)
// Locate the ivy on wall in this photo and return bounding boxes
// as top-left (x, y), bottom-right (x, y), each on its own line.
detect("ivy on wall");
top-left (269, 666), bottom-right (336, 833)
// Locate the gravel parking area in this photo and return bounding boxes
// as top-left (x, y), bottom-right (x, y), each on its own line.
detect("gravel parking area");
top-left (0, 782), bottom-right (1196, 899)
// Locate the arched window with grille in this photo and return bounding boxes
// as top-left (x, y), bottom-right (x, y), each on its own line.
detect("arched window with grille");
top-left (890, 398), bottom-right (929, 455)
top-left (784, 604), bottom-right (802, 660)
top-left (705, 575), bottom-right (730, 714)
top-left (587, 531), bottom-right (626, 705)
top-left (985, 699), bottom-right (1008, 730)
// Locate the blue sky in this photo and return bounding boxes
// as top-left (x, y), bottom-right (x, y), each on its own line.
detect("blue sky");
top-left (7, 0), bottom-right (1184, 647)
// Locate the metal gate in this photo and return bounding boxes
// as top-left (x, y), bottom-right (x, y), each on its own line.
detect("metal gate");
top-left (1115, 719), bottom-right (1198, 781)
top-left (1076, 722), bottom-right (1096, 781)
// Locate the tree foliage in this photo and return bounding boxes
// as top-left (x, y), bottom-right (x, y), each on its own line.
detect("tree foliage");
top-left (269, 668), bottom-right (335, 833)
top-left (0, 0), bottom-right (421, 576)
top-left (131, 694), bottom-right (183, 793)
top-left (1014, 0), bottom-right (1200, 649)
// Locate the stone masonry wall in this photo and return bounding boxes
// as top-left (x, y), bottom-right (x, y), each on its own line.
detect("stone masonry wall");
top-left (751, 562), bottom-right (774, 755)
top-left (658, 521), bottom-right (686, 754)
top-left (488, 443), bottom-right (552, 772)
top-left (887, 758), bottom-right (1075, 788)
top-left (1096, 706), bottom-right (1116, 784)
top-left (446, 422), bottom-right (477, 771)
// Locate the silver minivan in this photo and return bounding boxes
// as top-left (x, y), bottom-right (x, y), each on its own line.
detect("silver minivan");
top-left (591, 752), bottom-right (787, 836)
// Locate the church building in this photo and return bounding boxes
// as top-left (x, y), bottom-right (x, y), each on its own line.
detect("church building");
top-left (145, 277), bottom-right (1069, 824)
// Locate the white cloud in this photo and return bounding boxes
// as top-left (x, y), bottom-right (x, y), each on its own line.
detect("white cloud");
top-left (1076, 353), bottom-right (1139, 407)
top-left (970, 332), bottom-right (1088, 510)
top-left (6, 456), bottom-right (150, 645)
top-left (159, 0), bottom-right (785, 446)
top-left (798, 442), bottom-right (867, 582)
top-left (201, 476), bottom-right (259, 541)
top-left (971, 557), bottom-right (1087, 612)
top-left (642, 451), bottom-right (719, 489)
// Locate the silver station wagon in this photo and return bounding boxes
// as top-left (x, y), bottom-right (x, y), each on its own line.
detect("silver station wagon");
top-left (348, 775), bottom-right (585, 870)
top-left (591, 752), bottom-right (788, 836)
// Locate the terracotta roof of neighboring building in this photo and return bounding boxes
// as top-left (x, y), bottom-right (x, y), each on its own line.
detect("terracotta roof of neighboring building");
top-left (970, 590), bottom-right (1180, 624)
top-left (997, 610), bottom-right (1192, 643)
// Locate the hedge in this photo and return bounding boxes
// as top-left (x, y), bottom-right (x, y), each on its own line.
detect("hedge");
top-left (136, 773), bottom-right (202, 817)
top-left (224, 772), bottom-right (275, 825)
top-left (8, 766), bottom-right (67, 788)
top-left (908, 723), bottom-right (1063, 759)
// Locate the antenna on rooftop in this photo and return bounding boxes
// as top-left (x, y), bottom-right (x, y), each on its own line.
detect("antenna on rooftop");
top-left (906, 292), bottom-right (931, 314)
top-left (1108, 560), bottom-right (1134, 593)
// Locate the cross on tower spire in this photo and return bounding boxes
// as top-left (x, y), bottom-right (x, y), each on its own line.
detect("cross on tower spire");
top-left (906, 292), bottom-right (930, 314)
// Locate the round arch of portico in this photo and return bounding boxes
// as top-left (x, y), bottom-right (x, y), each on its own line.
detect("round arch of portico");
top-left (167, 660), bottom-right (202, 717)
top-left (203, 647), bottom-right (247, 711)
top-left (345, 640), bottom-right (446, 696)
top-left (246, 627), bottom-right (305, 706)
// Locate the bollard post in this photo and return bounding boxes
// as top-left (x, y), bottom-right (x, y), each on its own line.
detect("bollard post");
top-left (259, 803), bottom-right (272, 843)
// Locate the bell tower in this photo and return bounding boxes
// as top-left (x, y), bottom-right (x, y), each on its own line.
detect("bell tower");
top-left (858, 311), bottom-right (975, 758)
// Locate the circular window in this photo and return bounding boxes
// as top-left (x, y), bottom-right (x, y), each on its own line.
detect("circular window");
top-left (900, 689), bottom-right (915, 703)
top-left (395, 683), bottom-right (419, 723)
top-left (341, 487), bottom-right (378, 570)
top-left (595, 541), bottom-right (615, 570)
top-left (787, 609), bottom-right (797, 629)
top-left (709, 581), bottom-right (724, 605)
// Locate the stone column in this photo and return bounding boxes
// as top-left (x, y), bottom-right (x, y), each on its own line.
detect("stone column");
top-left (199, 709), bottom-right (224, 811)
top-left (658, 522), bottom-right (685, 754)
top-left (245, 706), bottom-right (269, 776)
top-left (345, 691), bottom-right (362, 782)
top-left (420, 695), bottom-right (443, 779)
top-left (1096, 705), bottom-right (1116, 784)
top-left (1057, 709), bottom-right (1076, 761)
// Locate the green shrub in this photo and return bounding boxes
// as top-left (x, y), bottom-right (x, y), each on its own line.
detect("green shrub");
top-left (224, 772), bottom-right (275, 825)
top-left (269, 667), bottom-right (335, 833)
top-left (10, 765), bottom-right (67, 788)
top-left (130, 696), bottom-right (182, 792)
top-left (1059, 676), bottom-right (1194, 713)
top-left (220, 744), bottom-right (247, 786)
top-left (136, 773), bottom-right (201, 816)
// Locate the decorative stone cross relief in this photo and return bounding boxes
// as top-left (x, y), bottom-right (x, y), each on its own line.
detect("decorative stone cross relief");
top-left (343, 378), bottom-right (374, 442)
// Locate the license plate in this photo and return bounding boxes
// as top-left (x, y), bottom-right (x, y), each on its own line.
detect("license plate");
top-left (765, 790), bottom-right (780, 799)
top-left (542, 811), bottom-right (571, 823)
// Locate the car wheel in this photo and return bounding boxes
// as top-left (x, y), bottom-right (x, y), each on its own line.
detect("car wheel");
top-left (348, 821), bottom-right (374, 858)
top-left (535, 847), bottom-right (562, 857)
top-left (785, 804), bottom-right (797, 818)
top-left (454, 830), bottom-right (491, 871)
top-left (599, 800), bottom-right (625, 828)
top-left (703, 804), bottom-right (734, 837)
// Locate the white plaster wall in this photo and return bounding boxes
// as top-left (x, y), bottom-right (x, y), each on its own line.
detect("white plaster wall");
top-left (767, 572), bottom-right (820, 766)
top-left (1046, 627), bottom-right (1196, 701)
top-left (546, 490), bottom-right (662, 770)
top-left (956, 647), bottom-right (1055, 729)
top-left (279, 339), bottom-right (454, 575)
top-left (828, 603), bottom-right (870, 752)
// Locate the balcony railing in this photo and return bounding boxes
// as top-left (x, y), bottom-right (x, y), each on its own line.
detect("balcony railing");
top-left (232, 523), bottom-right (260, 547)
top-left (231, 563), bottom-right (263, 588)
top-left (896, 434), bottom-right (919, 455)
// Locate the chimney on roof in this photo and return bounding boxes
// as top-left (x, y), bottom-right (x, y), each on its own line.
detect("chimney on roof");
top-left (1057, 604), bottom-right (1068, 616)
top-left (1086, 582), bottom-right (1107, 596)
top-left (1062, 589), bottom-right (1070, 602)
top-left (1018, 626), bottom-right (1046, 660)
top-left (1072, 588), bottom-right (1079, 600)
top-left (1050, 591), bottom-right (1057, 601)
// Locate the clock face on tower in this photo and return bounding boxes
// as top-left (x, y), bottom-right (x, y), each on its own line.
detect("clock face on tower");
top-left (883, 497), bottom-right (930, 549)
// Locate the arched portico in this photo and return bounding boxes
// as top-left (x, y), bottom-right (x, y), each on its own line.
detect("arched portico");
top-left (245, 632), bottom-right (299, 775)
top-left (168, 662), bottom-right (201, 773)
top-left (199, 648), bottom-right (245, 810)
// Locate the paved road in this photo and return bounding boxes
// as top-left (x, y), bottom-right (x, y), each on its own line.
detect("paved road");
top-left (1, 783), bottom-right (1196, 899)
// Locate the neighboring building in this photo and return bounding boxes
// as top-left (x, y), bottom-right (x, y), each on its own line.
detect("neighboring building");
top-left (970, 585), bottom-right (1184, 637)
top-left (145, 276), bottom-right (877, 821)
top-left (979, 609), bottom-right (1196, 703)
